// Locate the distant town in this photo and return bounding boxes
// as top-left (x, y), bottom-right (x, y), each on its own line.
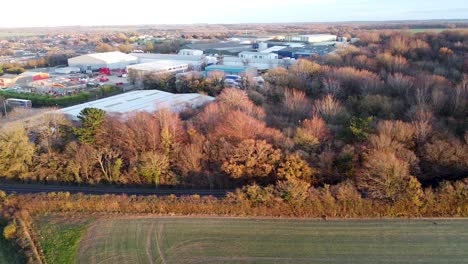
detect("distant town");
top-left (0, 29), bottom-right (347, 118)
top-left (1, 21), bottom-right (466, 120)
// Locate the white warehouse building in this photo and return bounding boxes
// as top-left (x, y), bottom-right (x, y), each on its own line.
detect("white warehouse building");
top-left (127, 60), bottom-right (189, 78)
top-left (59, 90), bottom-right (214, 120)
top-left (285, 34), bottom-right (337, 43)
top-left (68, 52), bottom-right (138, 71)
top-left (239, 51), bottom-right (278, 60)
top-left (127, 60), bottom-right (190, 86)
top-left (178, 49), bottom-right (203, 56)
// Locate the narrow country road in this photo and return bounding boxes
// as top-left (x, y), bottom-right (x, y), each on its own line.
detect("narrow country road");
top-left (0, 183), bottom-right (229, 198)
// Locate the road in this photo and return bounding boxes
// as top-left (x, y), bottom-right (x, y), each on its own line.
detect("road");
top-left (0, 183), bottom-right (229, 198)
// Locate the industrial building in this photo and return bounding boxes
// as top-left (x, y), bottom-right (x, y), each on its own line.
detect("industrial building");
top-left (68, 52), bottom-right (138, 71)
top-left (205, 65), bottom-right (257, 76)
top-left (130, 53), bottom-right (217, 69)
top-left (285, 34), bottom-right (337, 43)
top-left (239, 51), bottom-right (278, 60)
top-left (178, 49), bottom-right (203, 56)
top-left (258, 46), bottom-right (288, 54)
top-left (127, 61), bottom-right (189, 78)
top-left (59, 90), bottom-right (214, 119)
top-left (55, 67), bottom-right (81, 74)
top-left (277, 46), bottom-right (336, 59)
top-left (184, 42), bottom-right (253, 54)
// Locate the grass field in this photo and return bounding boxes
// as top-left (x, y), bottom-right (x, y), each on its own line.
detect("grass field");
top-left (35, 216), bottom-right (92, 264)
top-left (409, 28), bottom-right (447, 33)
top-left (0, 32), bottom-right (40, 38)
top-left (0, 220), bottom-right (26, 264)
top-left (47, 217), bottom-right (466, 264)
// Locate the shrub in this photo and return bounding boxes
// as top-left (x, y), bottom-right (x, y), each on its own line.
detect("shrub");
top-left (3, 221), bottom-right (17, 240)
top-left (277, 153), bottom-right (315, 183)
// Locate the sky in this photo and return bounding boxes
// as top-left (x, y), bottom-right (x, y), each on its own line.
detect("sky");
top-left (1, 0), bottom-right (467, 27)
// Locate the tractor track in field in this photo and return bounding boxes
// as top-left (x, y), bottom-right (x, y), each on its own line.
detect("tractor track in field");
top-left (145, 223), bottom-right (155, 264)
top-left (155, 224), bottom-right (167, 264)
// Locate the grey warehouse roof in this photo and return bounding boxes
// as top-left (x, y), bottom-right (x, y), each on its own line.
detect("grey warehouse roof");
top-left (60, 90), bottom-right (214, 119)
top-left (69, 52), bottom-right (138, 64)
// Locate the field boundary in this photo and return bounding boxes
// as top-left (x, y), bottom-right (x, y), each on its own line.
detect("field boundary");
top-left (17, 218), bottom-right (45, 264)
top-left (77, 213), bottom-right (468, 221)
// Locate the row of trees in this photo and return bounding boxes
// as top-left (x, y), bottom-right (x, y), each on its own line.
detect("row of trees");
top-left (0, 85), bottom-right (122, 108)
top-left (0, 54), bottom-right (70, 75)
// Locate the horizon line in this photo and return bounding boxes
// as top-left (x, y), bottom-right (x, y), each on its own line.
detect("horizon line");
top-left (1, 18), bottom-right (467, 30)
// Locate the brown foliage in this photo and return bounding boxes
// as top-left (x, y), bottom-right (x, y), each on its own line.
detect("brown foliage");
top-left (313, 94), bottom-right (345, 122)
top-left (283, 89), bottom-right (312, 121)
top-left (376, 52), bottom-right (408, 73)
top-left (216, 88), bottom-right (265, 119)
top-left (386, 73), bottom-right (415, 97)
top-left (420, 137), bottom-right (468, 181)
top-left (327, 66), bottom-right (383, 96)
top-left (357, 149), bottom-right (419, 203)
top-left (294, 115), bottom-right (331, 152)
top-left (388, 35), bottom-right (411, 55)
top-left (221, 139), bottom-right (282, 181)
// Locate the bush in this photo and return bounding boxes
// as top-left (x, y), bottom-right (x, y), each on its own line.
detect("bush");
top-left (3, 222), bottom-right (17, 240)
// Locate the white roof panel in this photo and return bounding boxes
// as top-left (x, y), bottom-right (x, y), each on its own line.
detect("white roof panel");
top-left (70, 52), bottom-right (137, 64)
top-left (127, 61), bottom-right (189, 71)
top-left (59, 90), bottom-right (214, 119)
top-left (260, 46), bottom-right (287, 53)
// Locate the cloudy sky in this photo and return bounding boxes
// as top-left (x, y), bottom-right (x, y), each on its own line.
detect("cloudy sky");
top-left (1, 0), bottom-right (467, 27)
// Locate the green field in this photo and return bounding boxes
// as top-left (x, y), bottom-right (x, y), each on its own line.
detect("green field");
top-left (35, 216), bottom-right (92, 264)
top-left (0, 220), bottom-right (26, 264)
top-left (0, 32), bottom-right (40, 38)
top-left (33, 217), bottom-right (468, 264)
top-left (409, 28), bottom-right (447, 33)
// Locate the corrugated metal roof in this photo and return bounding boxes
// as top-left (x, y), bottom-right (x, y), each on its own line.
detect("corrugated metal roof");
top-left (59, 90), bottom-right (214, 118)
top-left (127, 61), bottom-right (189, 71)
top-left (70, 52), bottom-right (137, 64)
top-left (260, 46), bottom-right (287, 53)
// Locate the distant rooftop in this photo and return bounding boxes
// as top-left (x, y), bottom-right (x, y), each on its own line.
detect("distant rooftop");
top-left (127, 60), bottom-right (189, 71)
top-left (298, 34), bottom-right (337, 37)
top-left (205, 65), bottom-right (256, 71)
top-left (72, 52), bottom-right (137, 64)
top-left (260, 46), bottom-right (287, 53)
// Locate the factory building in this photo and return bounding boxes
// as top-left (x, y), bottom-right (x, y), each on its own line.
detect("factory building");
top-left (126, 61), bottom-right (189, 78)
top-left (239, 51), bottom-right (278, 60)
top-left (68, 52), bottom-right (138, 71)
top-left (205, 65), bottom-right (257, 76)
top-left (126, 60), bottom-right (190, 87)
top-left (178, 49), bottom-right (203, 56)
top-left (55, 67), bottom-right (81, 74)
top-left (285, 34), bottom-right (337, 43)
top-left (59, 90), bottom-right (214, 120)
top-left (277, 46), bottom-right (335, 59)
top-left (130, 53), bottom-right (217, 69)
